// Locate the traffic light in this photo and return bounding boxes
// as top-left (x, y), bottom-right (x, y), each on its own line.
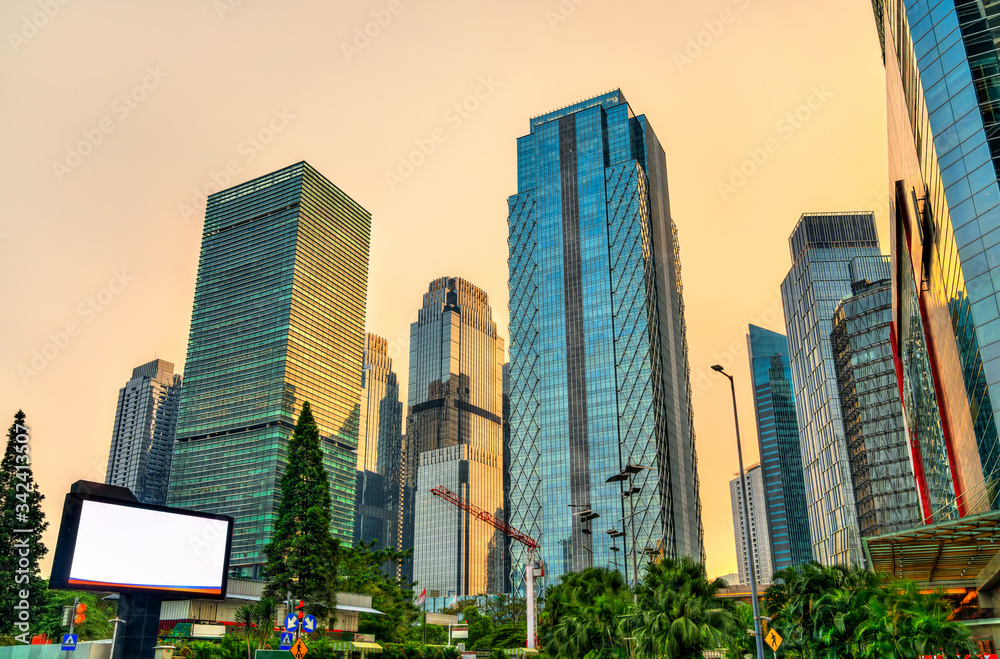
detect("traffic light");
top-left (295, 600), bottom-right (304, 620)
top-left (73, 603), bottom-right (87, 626)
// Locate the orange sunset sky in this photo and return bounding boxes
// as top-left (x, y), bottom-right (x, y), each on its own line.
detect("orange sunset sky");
top-left (0, 0), bottom-right (890, 579)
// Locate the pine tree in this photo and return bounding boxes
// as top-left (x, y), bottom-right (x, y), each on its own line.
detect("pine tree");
top-left (263, 402), bottom-right (338, 624)
top-left (0, 410), bottom-right (49, 638)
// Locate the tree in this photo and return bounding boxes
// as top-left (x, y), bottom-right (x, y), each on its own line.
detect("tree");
top-left (263, 402), bottom-right (339, 624)
top-left (234, 604), bottom-right (255, 659)
top-left (0, 411), bottom-right (48, 639)
top-left (723, 603), bottom-right (756, 659)
top-left (338, 541), bottom-right (419, 643)
top-left (538, 567), bottom-right (632, 659)
top-left (619, 555), bottom-right (736, 659)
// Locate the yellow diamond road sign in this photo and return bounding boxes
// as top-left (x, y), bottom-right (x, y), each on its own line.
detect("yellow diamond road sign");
top-left (290, 638), bottom-right (308, 659)
top-left (765, 629), bottom-right (783, 652)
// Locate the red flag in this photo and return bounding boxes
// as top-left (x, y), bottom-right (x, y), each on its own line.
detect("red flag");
top-left (415, 589), bottom-right (426, 606)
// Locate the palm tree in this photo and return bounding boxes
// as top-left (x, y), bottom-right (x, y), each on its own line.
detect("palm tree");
top-left (254, 596), bottom-right (277, 649)
top-left (234, 604), bottom-right (256, 659)
top-left (539, 567), bottom-right (632, 659)
top-left (723, 603), bottom-right (756, 659)
top-left (619, 555), bottom-right (736, 659)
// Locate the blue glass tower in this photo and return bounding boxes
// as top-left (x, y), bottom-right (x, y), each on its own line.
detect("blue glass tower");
top-left (507, 90), bottom-right (704, 589)
top-left (746, 325), bottom-right (813, 573)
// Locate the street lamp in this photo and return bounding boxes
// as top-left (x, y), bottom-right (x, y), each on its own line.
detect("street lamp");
top-left (712, 364), bottom-right (766, 659)
top-left (607, 463), bottom-right (651, 601)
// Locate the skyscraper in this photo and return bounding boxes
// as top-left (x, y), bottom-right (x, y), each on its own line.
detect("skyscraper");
top-left (780, 212), bottom-right (881, 566)
top-left (405, 277), bottom-right (505, 597)
top-left (746, 325), bottom-right (812, 573)
top-left (831, 256), bottom-right (923, 538)
top-left (872, 0), bottom-right (1000, 516)
top-left (105, 359), bottom-right (182, 505)
top-left (355, 333), bottom-right (404, 553)
top-left (729, 465), bottom-right (771, 586)
top-left (167, 162), bottom-right (370, 577)
top-left (507, 90), bottom-right (704, 589)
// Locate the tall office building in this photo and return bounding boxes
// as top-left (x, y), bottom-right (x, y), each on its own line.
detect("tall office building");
top-left (501, 362), bottom-right (512, 594)
top-left (729, 465), bottom-right (772, 586)
top-left (746, 326), bottom-right (812, 573)
top-left (780, 212), bottom-right (882, 566)
top-left (355, 333), bottom-right (404, 552)
top-left (405, 277), bottom-right (506, 597)
top-left (507, 90), bottom-right (704, 589)
top-left (167, 162), bottom-right (371, 577)
top-left (831, 257), bottom-right (923, 538)
top-left (872, 0), bottom-right (1000, 516)
top-left (105, 359), bottom-right (182, 505)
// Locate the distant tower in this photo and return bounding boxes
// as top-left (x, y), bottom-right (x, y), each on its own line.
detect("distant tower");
top-left (105, 359), bottom-right (182, 505)
top-left (832, 256), bottom-right (924, 537)
top-left (405, 276), bottom-right (505, 596)
top-left (730, 465), bottom-right (771, 585)
top-left (355, 333), bottom-right (404, 554)
top-left (780, 211), bottom-right (881, 566)
top-left (167, 162), bottom-right (370, 578)
top-left (746, 325), bottom-right (812, 572)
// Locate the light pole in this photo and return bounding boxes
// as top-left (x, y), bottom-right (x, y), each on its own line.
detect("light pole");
top-left (607, 463), bottom-right (649, 603)
top-left (712, 364), bottom-right (765, 659)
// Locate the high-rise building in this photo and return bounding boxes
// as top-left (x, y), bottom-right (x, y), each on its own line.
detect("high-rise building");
top-left (167, 162), bottom-right (370, 577)
top-left (507, 90), bottom-right (704, 589)
top-left (105, 359), bottom-right (182, 505)
top-left (831, 256), bottom-right (923, 538)
top-left (355, 333), bottom-right (404, 553)
top-left (501, 362), bottom-right (512, 594)
top-left (729, 464), bottom-right (771, 586)
top-left (746, 325), bottom-right (812, 573)
top-left (872, 0), bottom-right (1000, 516)
top-left (780, 212), bottom-right (882, 566)
top-left (404, 277), bottom-right (505, 597)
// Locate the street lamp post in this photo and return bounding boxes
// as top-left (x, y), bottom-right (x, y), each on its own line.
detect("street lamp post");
top-left (712, 364), bottom-right (766, 659)
top-left (607, 463), bottom-right (649, 603)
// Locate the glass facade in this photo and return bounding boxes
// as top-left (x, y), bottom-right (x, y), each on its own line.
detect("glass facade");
top-left (729, 465), bottom-right (771, 585)
top-left (105, 359), bottom-right (182, 505)
top-left (507, 90), bottom-right (704, 591)
top-left (875, 0), bottom-right (995, 516)
top-left (354, 333), bottom-right (404, 558)
top-left (831, 258), bottom-right (923, 538)
top-left (745, 326), bottom-right (812, 573)
top-left (780, 212), bottom-right (881, 566)
top-left (167, 161), bottom-right (371, 577)
top-left (404, 277), bottom-right (505, 596)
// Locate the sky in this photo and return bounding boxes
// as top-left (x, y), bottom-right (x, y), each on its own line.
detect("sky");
top-left (0, 0), bottom-right (890, 580)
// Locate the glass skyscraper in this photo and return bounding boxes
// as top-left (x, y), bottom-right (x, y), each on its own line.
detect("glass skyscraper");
top-left (780, 212), bottom-right (881, 566)
top-left (354, 333), bottom-right (403, 554)
top-left (831, 257), bottom-right (924, 538)
top-left (746, 326), bottom-right (812, 573)
top-left (404, 277), bottom-right (506, 596)
top-left (507, 90), bottom-right (704, 589)
top-left (873, 0), bottom-right (1000, 515)
top-left (729, 464), bottom-right (771, 585)
top-left (105, 359), bottom-right (182, 505)
top-left (167, 161), bottom-right (371, 577)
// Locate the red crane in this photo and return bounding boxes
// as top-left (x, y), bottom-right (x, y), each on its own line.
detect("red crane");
top-left (429, 485), bottom-right (544, 650)
top-left (430, 486), bottom-right (540, 551)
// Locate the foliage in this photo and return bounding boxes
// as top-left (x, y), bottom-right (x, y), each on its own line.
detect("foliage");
top-left (619, 555), bottom-right (736, 659)
top-left (338, 540), bottom-right (419, 643)
top-left (538, 566), bottom-right (632, 659)
top-left (32, 586), bottom-right (118, 642)
top-left (763, 561), bottom-right (975, 659)
top-left (263, 402), bottom-right (339, 624)
top-left (0, 410), bottom-right (49, 638)
top-left (722, 603), bottom-right (755, 659)
top-left (378, 642), bottom-right (460, 659)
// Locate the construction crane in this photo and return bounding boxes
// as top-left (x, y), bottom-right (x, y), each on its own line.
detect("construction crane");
top-left (430, 486), bottom-right (544, 650)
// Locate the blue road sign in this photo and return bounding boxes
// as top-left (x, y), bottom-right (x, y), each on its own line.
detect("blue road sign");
top-left (284, 613), bottom-right (298, 631)
top-left (61, 634), bottom-right (78, 651)
top-left (301, 614), bottom-right (317, 633)
top-left (280, 631), bottom-right (294, 650)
